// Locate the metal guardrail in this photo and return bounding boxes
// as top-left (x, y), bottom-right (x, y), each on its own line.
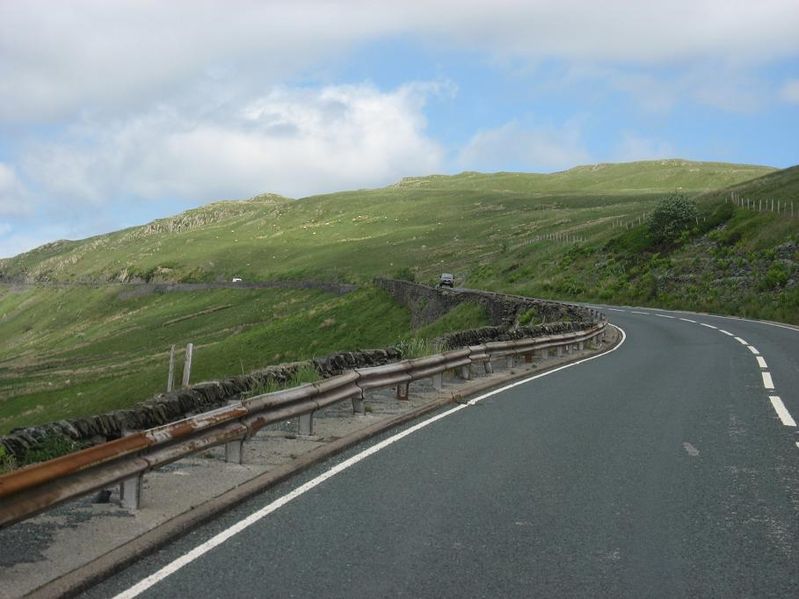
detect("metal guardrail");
top-left (0, 319), bottom-right (607, 528)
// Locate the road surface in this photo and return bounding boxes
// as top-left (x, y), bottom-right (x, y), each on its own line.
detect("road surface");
top-left (85, 307), bottom-right (799, 598)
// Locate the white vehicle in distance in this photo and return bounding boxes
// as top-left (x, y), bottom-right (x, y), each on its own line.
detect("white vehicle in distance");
top-left (231, 277), bottom-right (243, 283)
top-left (439, 273), bottom-right (454, 288)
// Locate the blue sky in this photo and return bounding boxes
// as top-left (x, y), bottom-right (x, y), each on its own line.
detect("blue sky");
top-left (1, 0), bottom-right (798, 258)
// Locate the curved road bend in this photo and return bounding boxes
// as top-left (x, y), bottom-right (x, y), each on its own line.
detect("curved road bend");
top-left (85, 309), bottom-right (799, 599)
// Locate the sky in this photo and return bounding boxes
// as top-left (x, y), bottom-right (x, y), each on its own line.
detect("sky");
top-left (1, 0), bottom-right (798, 258)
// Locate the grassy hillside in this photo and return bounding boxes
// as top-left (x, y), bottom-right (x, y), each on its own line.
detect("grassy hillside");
top-left (487, 166), bottom-right (799, 321)
top-left (0, 159), bottom-right (788, 432)
top-left (0, 160), bottom-right (772, 285)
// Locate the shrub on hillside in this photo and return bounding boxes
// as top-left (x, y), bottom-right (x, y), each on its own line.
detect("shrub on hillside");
top-left (648, 193), bottom-right (698, 246)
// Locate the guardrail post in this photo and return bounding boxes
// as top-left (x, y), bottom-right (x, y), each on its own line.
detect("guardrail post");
top-left (396, 382), bottom-right (410, 400)
top-left (432, 373), bottom-right (443, 390)
top-left (458, 365), bottom-right (471, 380)
top-left (298, 412), bottom-right (314, 436)
top-left (578, 340), bottom-right (585, 351)
top-left (120, 474), bottom-right (143, 510)
top-left (557, 345), bottom-right (564, 356)
top-left (225, 440), bottom-right (244, 464)
top-left (352, 395), bottom-right (365, 414)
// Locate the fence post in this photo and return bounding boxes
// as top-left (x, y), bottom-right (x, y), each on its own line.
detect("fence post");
top-left (182, 343), bottom-right (194, 387)
top-left (167, 345), bottom-right (176, 392)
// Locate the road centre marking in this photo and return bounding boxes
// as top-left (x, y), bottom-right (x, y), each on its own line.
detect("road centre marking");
top-left (762, 371), bottom-right (775, 390)
top-left (719, 329), bottom-right (734, 336)
top-left (113, 330), bottom-right (628, 599)
top-left (699, 323), bottom-right (717, 329)
top-left (756, 356), bottom-right (768, 369)
top-left (734, 337), bottom-right (749, 345)
top-left (769, 396), bottom-right (797, 427)
top-left (655, 314), bottom-right (675, 319)
top-left (631, 311), bottom-right (649, 315)
top-left (679, 317), bottom-right (697, 323)
top-left (747, 346), bottom-right (760, 355)
top-left (606, 308), bottom-right (626, 312)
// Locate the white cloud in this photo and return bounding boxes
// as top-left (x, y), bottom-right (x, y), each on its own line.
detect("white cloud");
top-left (780, 79), bottom-right (799, 104)
top-left (614, 132), bottom-right (675, 162)
top-left (1, 1), bottom-right (797, 122)
top-left (457, 120), bottom-right (590, 172)
top-left (0, 163), bottom-right (34, 217)
top-left (21, 83), bottom-right (444, 203)
top-left (0, 223), bottom-right (74, 259)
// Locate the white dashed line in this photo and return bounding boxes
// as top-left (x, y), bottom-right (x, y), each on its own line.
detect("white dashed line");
top-left (699, 323), bottom-right (717, 329)
top-left (719, 329), bottom-right (734, 336)
top-left (756, 356), bottom-right (768, 369)
top-left (606, 308), bottom-right (626, 312)
top-left (655, 314), bottom-right (675, 319)
top-left (631, 311), bottom-right (650, 315)
top-left (762, 371), bottom-right (775, 390)
top-left (747, 346), bottom-right (760, 355)
top-left (769, 396), bottom-right (797, 427)
top-left (734, 337), bottom-right (749, 345)
top-left (679, 318), bottom-right (697, 323)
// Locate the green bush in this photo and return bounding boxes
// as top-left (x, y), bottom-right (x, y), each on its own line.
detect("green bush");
top-left (0, 444), bottom-right (17, 473)
top-left (393, 267), bottom-right (416, 282)
top-left (17, 435), bottom-right (82, 467)
top-left (648, 193), bottom-right (698, 246)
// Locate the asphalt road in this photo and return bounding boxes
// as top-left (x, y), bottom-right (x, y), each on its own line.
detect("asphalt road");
top-left (85, 308), bottom-right (799, 598)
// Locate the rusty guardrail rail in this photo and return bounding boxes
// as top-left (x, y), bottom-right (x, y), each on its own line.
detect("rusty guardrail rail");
top-left (0, 317), bottom-right (607, 528)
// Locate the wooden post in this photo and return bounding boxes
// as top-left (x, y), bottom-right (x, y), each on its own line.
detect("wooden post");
top-left (182, 343), bottom-right (194, 387)
top-left (167, 345), bottom-right (175, 392)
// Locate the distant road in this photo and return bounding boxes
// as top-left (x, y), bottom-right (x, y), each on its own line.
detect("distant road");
top-left (0, 278), bottom-right (358, 296)
top-left (86, 307), bottom-right (799, 598)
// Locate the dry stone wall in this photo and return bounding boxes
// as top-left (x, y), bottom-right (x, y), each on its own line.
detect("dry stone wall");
top-left (0, 282), bottom-right (598, 462)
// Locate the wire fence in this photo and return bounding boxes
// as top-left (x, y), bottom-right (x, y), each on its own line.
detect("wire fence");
top-left (728, 192), bottom-right (796, 217)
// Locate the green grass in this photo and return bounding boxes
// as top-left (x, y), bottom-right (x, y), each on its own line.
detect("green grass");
top-left (0, 285), bottom-right (415, 432)
top-left (0, 160), bottom-right (772, 286)
top-left (413, 302), bottom-right (490, 338)
top-left (1, 158), bottom-right (795, 432)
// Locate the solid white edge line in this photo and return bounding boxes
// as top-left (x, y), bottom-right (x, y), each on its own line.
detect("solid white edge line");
top-left (769, 396), bottom-right (797, 427)
top-left (756, 356), bottom-right (768, 369)
top-left (762, 371), bottom-right (775, 390)
top-left (114, 328), bottom-right (628, 599)
top-left (748, 346), bottom-right (760, 355)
